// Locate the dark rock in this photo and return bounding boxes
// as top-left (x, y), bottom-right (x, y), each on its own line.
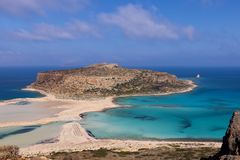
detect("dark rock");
top-left (86, 130), bottom-right (95, 138)
top-left (79, 113), bottom-right (86, 118)
top-left (208, 111), bottom-right (240, 160)
top-left (219, 155), bottom-right (240, 160)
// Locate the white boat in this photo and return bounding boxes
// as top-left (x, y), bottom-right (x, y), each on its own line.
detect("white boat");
top-left (196, 74), bottom-right (200, 78)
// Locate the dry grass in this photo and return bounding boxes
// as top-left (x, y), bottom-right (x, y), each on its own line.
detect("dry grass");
top-left (0, 145), bottom-right (19, 160)
top-left (0, 145), bottom-right (218, 160)
top-left (48, 146), bottom-right (219, 160)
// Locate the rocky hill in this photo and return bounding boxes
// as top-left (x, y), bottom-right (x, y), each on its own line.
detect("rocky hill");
top-left (29, 63), bottom-right (195, 99)
top-left (208, 112), bottom-right (240, 160)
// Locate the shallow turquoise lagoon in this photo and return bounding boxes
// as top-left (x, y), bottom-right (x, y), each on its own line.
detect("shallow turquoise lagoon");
top-left (80, 67), bottom-right (240, 140)
top-left (0, 122), bottom-right (65, 147)
top-left (0, 67), bottom-right (240, 143)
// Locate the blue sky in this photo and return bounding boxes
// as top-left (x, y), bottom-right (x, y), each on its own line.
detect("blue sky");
top-left (0, 0), bottom-right (240, 67)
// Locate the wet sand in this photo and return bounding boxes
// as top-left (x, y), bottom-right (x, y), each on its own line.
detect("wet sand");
top-left (0, 83), bottom-right (222, 156)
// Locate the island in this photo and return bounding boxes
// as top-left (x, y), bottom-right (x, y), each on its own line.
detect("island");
top-left (4, 63), bottom-right (226, 160)
top-left (29, 63), bottom-right (195, 99)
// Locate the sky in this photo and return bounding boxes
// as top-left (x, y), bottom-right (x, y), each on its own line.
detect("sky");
top-left (0, 0), bottom-right (240, 67)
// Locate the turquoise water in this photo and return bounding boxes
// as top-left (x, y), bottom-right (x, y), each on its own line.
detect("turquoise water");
top-left (0, 67), bottom-right (240, 144)
top-left (81, 67), bottom-right (240, 140)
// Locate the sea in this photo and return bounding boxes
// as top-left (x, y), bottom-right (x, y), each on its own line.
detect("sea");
top-left (0, 66), bottom-right (240, 146)
top-left (80, 67), bottom-right (240, 141)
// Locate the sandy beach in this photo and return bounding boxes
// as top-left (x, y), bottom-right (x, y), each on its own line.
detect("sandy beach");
top-left (0, 96), bottom-right (116, 128)
top-left (0, 83), bottom-right (221, 156)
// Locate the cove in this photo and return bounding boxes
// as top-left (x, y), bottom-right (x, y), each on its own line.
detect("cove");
top-left (80, 67), bottom-right (240, 140)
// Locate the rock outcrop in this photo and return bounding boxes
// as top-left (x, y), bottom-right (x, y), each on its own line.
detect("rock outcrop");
top-left (30, 63), bottom-right (195, 99)
top-left (208, 112), bottom-right (240, 160)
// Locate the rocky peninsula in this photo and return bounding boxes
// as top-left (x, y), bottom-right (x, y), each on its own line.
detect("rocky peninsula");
top-left (0, 63), bottom-right (205, 158)
top-left (29, 63), bottom-right (195, 99)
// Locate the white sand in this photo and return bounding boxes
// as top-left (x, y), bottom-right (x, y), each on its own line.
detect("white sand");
top-left (0, 84), bottom-right (221, 156)
top-left (20, 122), bottom-right (221, 156)
top-left (0, 96), bottom-right (116, 128)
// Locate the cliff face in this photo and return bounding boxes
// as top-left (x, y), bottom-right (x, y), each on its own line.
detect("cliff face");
top-left (208, 112), bottom-right (240, 160)
top-left (30, 63), bottom-right (194, 99)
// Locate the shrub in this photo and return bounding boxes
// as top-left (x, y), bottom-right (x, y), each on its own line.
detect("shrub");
top-left (91, 148), bottom-right (108, 157)
top-left (0, 145), bottom-right (19, 160)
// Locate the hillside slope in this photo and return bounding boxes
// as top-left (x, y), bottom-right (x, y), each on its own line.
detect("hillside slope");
top-left (30, 63), bottom-right (195, 99)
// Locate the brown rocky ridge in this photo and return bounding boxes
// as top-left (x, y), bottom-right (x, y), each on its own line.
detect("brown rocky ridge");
top-left (207, 111), bottom-right (240, 160)
top-left (29, 63), bottom-right (195, 99)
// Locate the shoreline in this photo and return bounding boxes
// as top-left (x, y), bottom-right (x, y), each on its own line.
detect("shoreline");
top-left (0, 81), bottom-right (196, 128)
top-left (0, 81), bottom-right (222, 156)
top-left (115, 80), bottom-right (197, 98)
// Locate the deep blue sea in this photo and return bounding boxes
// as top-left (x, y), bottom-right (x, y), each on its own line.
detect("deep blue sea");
top-left (80, 67), bottom-right (240, 140)
top-left (0, 67), bottom-right (45, 101)
top-left (1, 66), bottom-right (240, 141)
top-left (0, 66), bottom-right (73, 101)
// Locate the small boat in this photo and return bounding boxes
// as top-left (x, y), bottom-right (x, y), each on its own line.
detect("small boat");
top-left (196, 74), bottom-right (200, 78)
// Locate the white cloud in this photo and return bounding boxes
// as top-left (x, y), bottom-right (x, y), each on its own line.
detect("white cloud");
top-left (99, 4), bottom-right (195, 40)
top-left (14, 20), bottom-right (99, 41)
top-left (0, 0), bottom-right (89, 15)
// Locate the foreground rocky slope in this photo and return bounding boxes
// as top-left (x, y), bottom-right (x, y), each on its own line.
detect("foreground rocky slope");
top-left (0, 145), bottom-right (219, 160)
top-left (30, 63), bottom-right (194, 99)
top-left (208, 111), bottom-right (240, 160)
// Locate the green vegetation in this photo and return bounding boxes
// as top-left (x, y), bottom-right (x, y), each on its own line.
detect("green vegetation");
top-left (115, 151), bottom-right (139, 157)
top-left (91, 148), bottom-right (108, 157)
